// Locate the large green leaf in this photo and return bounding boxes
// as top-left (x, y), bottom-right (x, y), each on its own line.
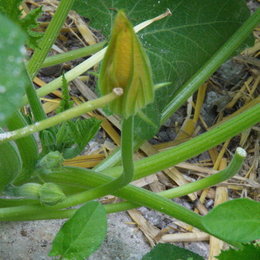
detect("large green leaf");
top-left (142, 243), bottom-right (204, 260)
top-left (202, 199), bottom-right (260, 243)
top-left (49, 201), bottom-right (107, 259)
top-left (0, 14), bottom-right (27, 126)
top-left (73, 0), bottom-right (251, 140)
top-left (216, 243), bottom-right (260, 260)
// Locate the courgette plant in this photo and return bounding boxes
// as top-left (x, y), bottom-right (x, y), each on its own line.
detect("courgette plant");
top-left (0, 0), bottom-right (259, 259)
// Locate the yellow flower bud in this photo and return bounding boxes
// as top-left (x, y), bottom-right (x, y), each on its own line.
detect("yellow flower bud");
top-left (99, 11), bottom-right (154, 118)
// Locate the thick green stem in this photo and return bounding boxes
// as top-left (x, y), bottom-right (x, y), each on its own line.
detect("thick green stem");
top-left (101, 102), bottom-right (260, 179)
top-left (24, 0), bottom-right (75, 128)
top-left (0, 147), bottom-right (245, 224)
top-left (103, 147), bottom-right (247, 212)
top-left (25, 76), bottom-right (47, 122)
top-left (0, 198), bottom-right (39, 207)
top-left (27, 0), bottom-right (75, 77)
top-left (0, 167), bottom-right (204, 230)
top-left (120, 116), bottom-right (134, 184)
top-left (4, 147), bottom-right (244, 216)
top-left (0, 102), bottom-right (257, 222)
top-left (0, 90), bottom-right (122, 144)
top-left (41, 41), bottom-right (106, 68)
top-left (0, 148), bottom-right (246, 248)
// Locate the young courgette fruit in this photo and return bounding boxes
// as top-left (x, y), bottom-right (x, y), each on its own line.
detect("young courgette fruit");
top-left (0, 130), bottom-right (22, 192)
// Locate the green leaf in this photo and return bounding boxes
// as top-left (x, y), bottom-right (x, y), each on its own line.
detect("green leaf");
top-left (19, 6), bottom-right (43, 49)
top-left (56, 74), bottom-right (74, 113)
top-left (73, 0), bottom-right (251, 140)
top-left (40, 128), bottom-right (57, 155)
top-left (0, 0), bottom-right (22, 21)
top-left (142, 243), bottom-right (204, 260)
top-left (202, 199), bottom-right (260, 243)
top-left (49, 201), bottom-right (107, 260)
top-left (217, 243), bottom-right (260, 260)
top-left (0, 14), bottom-right (27, 126)
top-left (40, 118), bottom-right (101, 158)
top-left (57, 118), bottom-right (101, 159)
top-left (0, 0), bottom-right (42, 48)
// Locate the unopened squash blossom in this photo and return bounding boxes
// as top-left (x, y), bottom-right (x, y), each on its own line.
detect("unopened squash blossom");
top-left (99, 11), bottom-right (154, 118)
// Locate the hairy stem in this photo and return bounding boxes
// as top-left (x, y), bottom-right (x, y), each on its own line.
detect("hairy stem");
top-left (0, 90), bottom-right (122, 144)
top-left (101, 102), bottom-right (260, 179)
top-left (27, 0), bottom-right (75, 77)
top-left (25, 0), bottom-right (75, 129)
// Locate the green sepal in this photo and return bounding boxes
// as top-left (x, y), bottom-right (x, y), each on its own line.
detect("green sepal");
top-left (39, 183), bottom-right (66, 206)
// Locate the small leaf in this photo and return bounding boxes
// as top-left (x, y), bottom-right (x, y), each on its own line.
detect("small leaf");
top-left (142, 243), bottom-right (204, 260)
top-left (19, 6), bottom-right (43, 48)
top-left (0, 0), bottom-right (22, 21)
top-left (49, 201), bottom-right (107, 259)
top-left (0, 14), bottom-right (27, 126)
top-left (202, 199), bottom-right (260, 243)
top-left (0, 0), bottom-right (42, 48)
top-left (40, 129), bottom-right (57, 155)
top-left (62, 118), bottom-right (101, 159)
top-left (56, 74), bottom-right (74, 113)
top-left (217, 243), bottom-right (260, 260)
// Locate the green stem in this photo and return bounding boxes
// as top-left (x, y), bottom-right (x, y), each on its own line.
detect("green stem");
top-left (27, 0), bottom-right (75, 78)
top-left (0, 167), bottom-right (204, 230)
top-left (0, 208), bottom-right (76, 221)
top-left (102, 102), bottom-right (260, 179)
top-left (41, 41), bottom-right (106, 68)
top-left (39, 116), bottom-right (134, 209)
top-left (22, 47), bottom-right (107, 106)
top-left (1, 101), bottom-right (255, 220)
top-left (0, 90), bottom-right (122, 144)
top-left (161, 8), bottom-right (260, 123)
top-left (25, 74), bottom-right (47, 122)
top-left (0, 148), bottom-right (246, 248)
top-left (105, 147), bottom-right (247, 212)
top-left (0, 147), bottom-right (245, 224)
top-left (0, 198), bottom-right (39, 207)
top-left (24, 0), bottom-right (75, 127)
top-left (120, 116), bottom-right (134, 184)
